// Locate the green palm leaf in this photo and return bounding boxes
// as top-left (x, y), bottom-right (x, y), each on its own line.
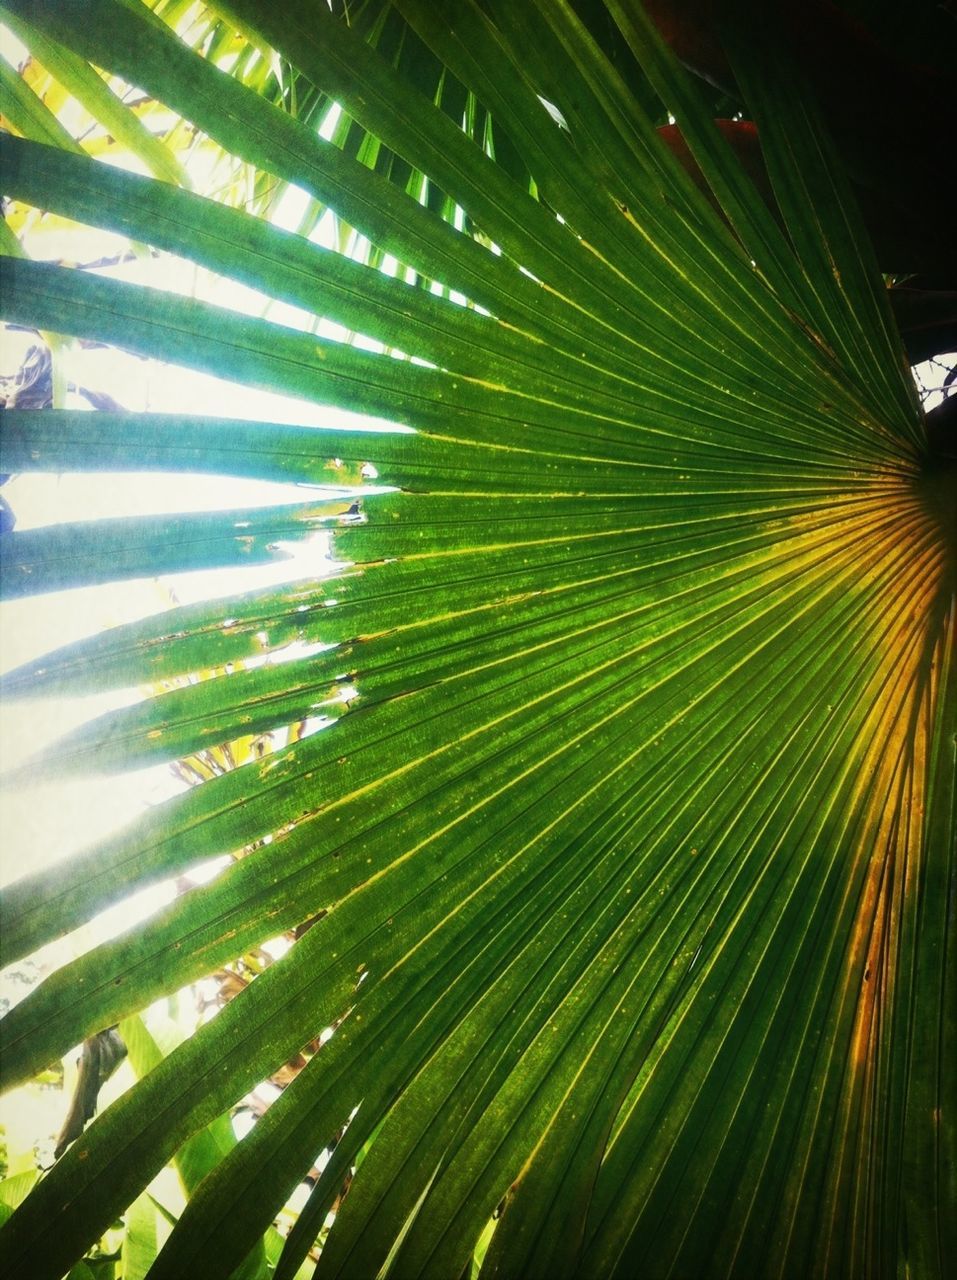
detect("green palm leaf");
top-left (0, 2), bottom-right (953, 1278)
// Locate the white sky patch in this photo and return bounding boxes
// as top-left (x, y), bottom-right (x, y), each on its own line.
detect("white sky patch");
top-left (0, 205), bottom-right (390, 908)
top-left (0, 50), bottom-right (392, 1187)
top-left (913, 352), bottom-right (956, 411)
top-left (537, 96), bottom-right (569, 131)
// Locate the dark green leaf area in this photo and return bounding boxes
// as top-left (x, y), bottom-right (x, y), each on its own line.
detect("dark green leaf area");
top-left (1, 256), bottom-right (901, 472)
top-left (3, 474), bottom-right (931, 977)
top-left (0, 541), bottom-right (926, 1278)
top-left (306, 553), bottom-right (935, 1280)
top-left (1, 489), bottom-right (927, 1088)
top-left (0, 481), bottom-right (890, 742)
top-left (13, 485), bottom-right (914, 780)
top-left (0, 474), bottom-right (902, 699)
top-left (582, 681), bottom-right (938, 1280)
top-left (125, 704), bottom-right (713, 1280)
top-left (220, 0), bottom-right (892, 442)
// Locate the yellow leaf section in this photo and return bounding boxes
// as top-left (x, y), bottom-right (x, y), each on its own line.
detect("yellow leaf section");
top-left (764, 458), bottom-right (953, 1276)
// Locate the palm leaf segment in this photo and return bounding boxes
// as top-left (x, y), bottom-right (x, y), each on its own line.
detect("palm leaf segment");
top-left (0, 2), bottom-right (953, 1278)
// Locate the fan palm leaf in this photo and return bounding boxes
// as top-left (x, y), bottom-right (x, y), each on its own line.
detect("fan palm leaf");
top-left (0, 1), bottom-right (953, 1278)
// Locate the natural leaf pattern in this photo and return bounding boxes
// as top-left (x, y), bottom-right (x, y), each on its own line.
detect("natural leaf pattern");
top-left (0, 2), bottom-right (953, 1279)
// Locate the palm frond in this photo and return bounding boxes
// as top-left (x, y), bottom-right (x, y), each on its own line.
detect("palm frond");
top-left (0, 2), bottom-right (953, 1279)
